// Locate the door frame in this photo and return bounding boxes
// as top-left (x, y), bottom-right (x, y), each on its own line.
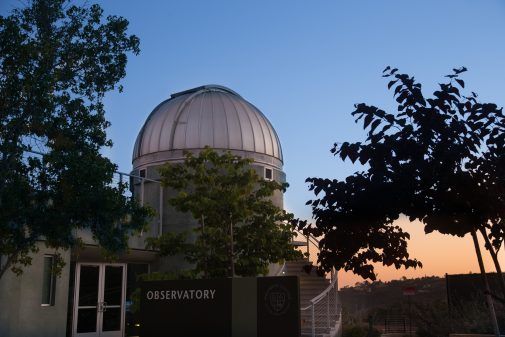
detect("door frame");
top-left (72, 263), bottom-right (127, 337)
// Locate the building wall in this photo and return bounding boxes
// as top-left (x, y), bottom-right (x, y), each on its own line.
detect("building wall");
top-left (0, 244), bottom-right (71, 337)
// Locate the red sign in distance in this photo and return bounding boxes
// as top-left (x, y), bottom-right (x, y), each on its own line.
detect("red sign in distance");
top-left (402, 286), bottom-right (416, 296)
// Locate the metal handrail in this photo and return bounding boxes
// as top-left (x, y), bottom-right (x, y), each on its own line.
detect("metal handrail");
top-left (304, 233), bottom-right (319, 247)
top-left (300, 269), bottom-right (337, 310)
top-left (294, 229), bottom-right (320, 260)
top-left (275, 260), bottom-right (287, 276)
top-left (294, 229), bottom-right (342, 337)
top-left (113, 171), bottom-right (164, 237)
top-left (116, 171), bottom-right (161, 184)
top-left (300, 269), bottom-right (340, 337)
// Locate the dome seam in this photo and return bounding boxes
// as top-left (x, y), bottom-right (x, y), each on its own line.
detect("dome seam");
top-left (236, 96), bottom-right (263, 155)
top-left (216, 92), bottom-right (230, 149)
top-left (168, 90), bottom-right (201, 150)
top-left (197, 90), bottom-right (204, 149)
top-left (210, 90), bottom-right (215, 148)
top-left (228, 92), bottom-right (250, 152)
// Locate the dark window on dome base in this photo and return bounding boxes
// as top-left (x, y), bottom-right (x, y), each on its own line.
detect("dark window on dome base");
top-left (264, 168), bottom-right (273, 181)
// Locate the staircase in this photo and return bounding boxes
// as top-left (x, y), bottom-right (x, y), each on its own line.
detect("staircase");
top-left (283, 260), bottom-right (341, 337)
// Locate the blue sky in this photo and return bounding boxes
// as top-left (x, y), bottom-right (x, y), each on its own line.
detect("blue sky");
top-left (2, 0), bottom-right (505, 284)
top-left (99, 0), bottom-right (505, 221)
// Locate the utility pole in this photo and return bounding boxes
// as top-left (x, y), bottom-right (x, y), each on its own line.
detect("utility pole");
top-left (408, 295), bottom-right (412, 337)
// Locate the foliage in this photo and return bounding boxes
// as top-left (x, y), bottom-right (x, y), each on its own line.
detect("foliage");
top-left (341, 310), bottom-right (380, 337)
top-left (147, 147), bottom-right (301, 278)
top-left (342, 275), bottom-right (503, 335)
top-left (0, 0), bottom-right (149, 278)
top-left (342, 325), bottom-right (380, 337)
top-left (413, 298), bottom-right (500, 337)
top-left (298, 66), bottom-right (505, 281)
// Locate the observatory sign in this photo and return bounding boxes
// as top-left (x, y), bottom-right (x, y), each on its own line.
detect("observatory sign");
top-left (140, 276), bottom-right (300, 337)
top-left (141, 278), bottom-right (231, 337)
top-left (145, 288), bottom-right (217, 300)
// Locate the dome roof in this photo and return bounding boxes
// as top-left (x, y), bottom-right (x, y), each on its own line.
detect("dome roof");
top-left (132, 85), bottom-right (283, 169)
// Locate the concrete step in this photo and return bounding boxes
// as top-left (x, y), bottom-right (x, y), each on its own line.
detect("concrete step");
top-left (284, 259), bottom-right (339, 336)
top-left (299, 279), bottom-right (330, 286)
top-left (299, 285), bottom-right (330, 292)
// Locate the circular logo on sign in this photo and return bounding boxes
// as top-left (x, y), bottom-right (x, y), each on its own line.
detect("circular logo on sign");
top-left (264, 284), bottom-right (291, 316)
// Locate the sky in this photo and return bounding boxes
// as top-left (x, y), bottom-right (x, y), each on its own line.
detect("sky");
top-left (2, 0), bottom-right (505, 287)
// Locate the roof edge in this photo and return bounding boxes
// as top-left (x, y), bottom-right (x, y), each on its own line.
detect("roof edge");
top-left (170, 84), bottom-right (243, 99)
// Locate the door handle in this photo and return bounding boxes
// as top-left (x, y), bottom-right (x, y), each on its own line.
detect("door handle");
top-left (97, 302), bottom-right (108, 312)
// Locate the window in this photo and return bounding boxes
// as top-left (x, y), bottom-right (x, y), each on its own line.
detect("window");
top-left (264, 167), bottom-right (273, 181)
top-left (41, 255), bottom-right (56, 306)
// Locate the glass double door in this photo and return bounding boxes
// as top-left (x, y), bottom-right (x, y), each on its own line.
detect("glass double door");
top-left (73, 263), bottom-right (126, 337)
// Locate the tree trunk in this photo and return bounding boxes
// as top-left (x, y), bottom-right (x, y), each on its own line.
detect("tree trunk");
top-left (479, 227), bottom-right (505, 303)
top-left (471, 230), bottom-right (500, 337)
top-left (229, 215), bottom-right (235, 278)
top-left (201, 215), bottom-right (207, 279)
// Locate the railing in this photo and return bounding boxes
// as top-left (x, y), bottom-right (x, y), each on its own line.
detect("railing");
top-left (304, 233), bottom-right (320, 261)
top-left (294, 228), bottom-right (321, 262)
top-left (301, 269), bottom-right (341, 337)
top-left (275, 260), bottom-right (287, 276)
top-left (296, 230), bottom-right (342, 337)
top-left (113, 171), bottom-right (164, 237)
top-left (384, 316), bottom-right (407, 333)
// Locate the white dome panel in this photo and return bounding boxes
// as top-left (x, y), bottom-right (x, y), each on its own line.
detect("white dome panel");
top-left (133, 85), bottom-right (283, 169)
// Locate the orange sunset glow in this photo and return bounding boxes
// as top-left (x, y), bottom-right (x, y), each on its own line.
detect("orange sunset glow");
top-left (337, 216), bottom-right (505, 288)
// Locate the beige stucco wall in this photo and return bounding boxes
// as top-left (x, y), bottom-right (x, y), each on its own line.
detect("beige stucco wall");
top-left (0, 244), bottom-right (71, 337)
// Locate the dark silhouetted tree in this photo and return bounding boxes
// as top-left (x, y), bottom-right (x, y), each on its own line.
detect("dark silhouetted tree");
top-left (0, 0), bottom-right (149, 279)
top-left (298, 67), bottom-right (505, 290)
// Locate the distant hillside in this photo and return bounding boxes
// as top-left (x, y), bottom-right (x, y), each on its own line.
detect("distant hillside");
top-left (340, 275), bottom-right (447, 312)
top-left (339, 274), bottom-right (505, 335)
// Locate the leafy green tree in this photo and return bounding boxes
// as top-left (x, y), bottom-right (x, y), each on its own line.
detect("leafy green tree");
top-left (147, 147), bottom-right (301, 278)
top-left (298, 67), bottom-right (505, 287)
top-left (0, 0), bottom-right (149, 279)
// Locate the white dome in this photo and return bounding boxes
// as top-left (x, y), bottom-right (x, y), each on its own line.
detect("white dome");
top-left (132, 85), bottom-right (283, 169)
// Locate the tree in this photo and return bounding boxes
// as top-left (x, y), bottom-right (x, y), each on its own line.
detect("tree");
top-left (0, 0), bottom-right (149, 279)
top-left (299, 66), bottom-right (505, 334)
top-left (299, 67), bottom-right (505, 286)
top-left (147, 147), bottom-right (302, 278)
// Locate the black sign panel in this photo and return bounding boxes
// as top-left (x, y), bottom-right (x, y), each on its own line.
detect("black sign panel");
top-left (140, 279), bottom-right (232, 337)
top-left (257, 276), bottom-right (300, 337)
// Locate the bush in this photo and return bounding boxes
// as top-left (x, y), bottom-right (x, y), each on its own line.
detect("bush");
top-left (342, 325), bottom-right (380, 337)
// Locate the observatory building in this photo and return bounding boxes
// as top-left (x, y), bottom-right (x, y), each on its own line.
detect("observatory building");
top-left (129, 84), bottom-right (287, 272)
top-left (0, 85), bottom-right (287, 337)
